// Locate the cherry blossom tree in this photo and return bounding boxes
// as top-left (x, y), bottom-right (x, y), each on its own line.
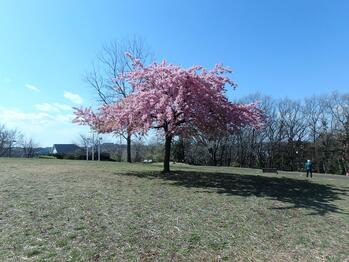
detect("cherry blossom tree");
top-left (74, 56), bottom-right (264, 172)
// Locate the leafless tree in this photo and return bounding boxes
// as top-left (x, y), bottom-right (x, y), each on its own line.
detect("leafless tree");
top-left (20, 136), bottom-right (37, 158)
top-left (0, 125), bottom-right (20, 157)
top-left (0, 124), bottom-right (10, 156)
top-left (277, 99), bottom-right (307, 170)
top-left (84, 37), bottom-right (153, 163)
top-left (193, 131), bottom-right (230, 166)
top-left (303, 95), bottom-right (324, 171)
top-left (77, 133), bottom-right (101, 160)
top-left (321, 92), bottom-right (349, 173)
top-left (78, 134), bottom-right (90, 149)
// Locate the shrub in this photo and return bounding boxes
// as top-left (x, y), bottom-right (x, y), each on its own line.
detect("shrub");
top-left (38, 155), bottom-right (56, 159)
top-left (53, 151), bottom-right (112, 161)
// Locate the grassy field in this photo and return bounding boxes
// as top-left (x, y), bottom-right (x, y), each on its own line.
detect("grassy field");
top-left (0, 158), bottom-right (348, 261)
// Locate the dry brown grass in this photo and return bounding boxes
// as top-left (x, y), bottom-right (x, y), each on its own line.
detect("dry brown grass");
top-left (0, 158), bottom-right (348, 261)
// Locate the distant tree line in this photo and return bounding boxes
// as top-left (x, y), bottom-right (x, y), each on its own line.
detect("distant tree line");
top-left (80, 37), bottom-right (348, 174)
top-left (77, 133), bottom-right (164, 163)
top-left (77, 91), bottom-right (348, 175)
top-left (170, 92), bottom-right (349, 175)
top-left (0, 125), bottom-right (38, 158)
top-left (2, 91), bottom-right (348, 175)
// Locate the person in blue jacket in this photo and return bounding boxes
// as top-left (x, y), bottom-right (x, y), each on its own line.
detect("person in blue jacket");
top-left (305, 160), bottom-right (313, 178)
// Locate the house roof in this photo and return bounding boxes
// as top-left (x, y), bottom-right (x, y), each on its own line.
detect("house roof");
top-left (53, 144), bottom-right (81, 154)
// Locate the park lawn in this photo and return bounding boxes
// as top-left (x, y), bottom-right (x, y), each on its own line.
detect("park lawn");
top-left (0, 158), bottom-right (348, 261)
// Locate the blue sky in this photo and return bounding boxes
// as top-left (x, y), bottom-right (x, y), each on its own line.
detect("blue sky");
top-left (0, 0), bottom-right (348, 146)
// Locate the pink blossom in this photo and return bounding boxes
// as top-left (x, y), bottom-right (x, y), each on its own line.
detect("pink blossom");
top-left (73, 54), bottom-right (264, 171)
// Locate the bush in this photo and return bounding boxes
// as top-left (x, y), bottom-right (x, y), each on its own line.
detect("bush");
top-left (38, 155), bottom-right (56, 159)
top-left (99, 152), bottom-right (112, 161)
top-left (144, 152), bottom-right (163, 163)
top-left (53, 152), bottom-right (112, 161)
top-left (53, 153), bottom-right (64, 159)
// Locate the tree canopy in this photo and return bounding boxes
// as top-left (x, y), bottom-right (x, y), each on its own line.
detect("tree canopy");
top-left (74, 55), bottom-right (264, 172)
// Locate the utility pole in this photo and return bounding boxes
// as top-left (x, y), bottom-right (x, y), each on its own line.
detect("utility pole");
top-left (91, 133), bottom-right (95, 161)
top-left (86, 138), bottom-right (90, 161)
top-left (98, 137), bottom-right (102, 161)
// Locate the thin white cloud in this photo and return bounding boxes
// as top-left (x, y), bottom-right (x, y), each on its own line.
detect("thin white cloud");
top-left (35, 103), bottom-right (59, 112)
top-left (53, 103), bottom-right (72, 111)
top-left (34, 103), bottom-right (72, 112)
top-left (0, 106), bottom-right (53, 125)
top-left (0, 107), bottom-right (75, 126)
top-left (64, 91), bottom-right (83, 104)
top-left (0, 106), bottom-right (87, 146)
top-left (55, 114), bottom-right (75, 122)
top-left (26, 84), bottom-right (40, 92)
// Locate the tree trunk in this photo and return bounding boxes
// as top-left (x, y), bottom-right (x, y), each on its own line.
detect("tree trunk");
top-left (127, 133), bottom-right (132, 163)
top-left (163, 135), bottom-right (172, 173)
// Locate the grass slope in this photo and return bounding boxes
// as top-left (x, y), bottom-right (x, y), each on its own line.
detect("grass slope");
top-left (0, 158), bottom-right (348, 261)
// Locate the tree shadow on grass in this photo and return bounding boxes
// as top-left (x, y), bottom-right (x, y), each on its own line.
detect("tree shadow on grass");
top-left (122, 170), bottom-right (349, 216)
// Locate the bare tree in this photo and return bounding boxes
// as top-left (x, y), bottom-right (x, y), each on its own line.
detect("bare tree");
top-left (193, 130), bottom-right (230, 166)
top-left (238, 94), bottom-right (273, 168)
top-left (77, 133), bottom-right (102, 160)
top-left (84, 37), bottom-right (152, 163)
top-left (170, 92), bottom-right (348, 175)
top-left (303, 95), bottom-right (323, 171)
top-left (0, 125), bottom-right (20, 157)
top-left (78, 134), bottom-right (90, 148)
top-left (20, 136), bottom-right (37, 158)
top-left (0, 124), bottom-right (10, 156)
top-left (321, 92), bottom-right (349, 174)
top-left (277, 99), bottom-right (307, 170)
